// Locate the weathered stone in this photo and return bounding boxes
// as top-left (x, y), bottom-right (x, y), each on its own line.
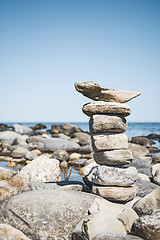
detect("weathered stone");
top-left (18, 155), bottom-right (61, 183)
top-left (133, 187), bottom-right (160, 215)
top-left (131, 210), bottom-right (160, 240)
top-left (12, 146), bottom-right (29, 158)
top-left (83, 101), bottom-right (130, 117)
top-left (92, 185), bottom-right (138, 202)
top-left (152, 166), bottom-right (160, 185)
top-left (24, 150), bottom-right (38, 160)
top-left (51, 123), bottom-right (83, 136)
top-left (0, 131), bottom-right (21, 146)
top-left (91, 133), bottom-right (128, 151)
top-left (135, 179), bottom-right (158, 198)
top-left (0, 167), bottom-right (14, 180)
top-left (75, 81), bottom-right (141, 103)
top-left (85, 165), bottom-right (138, 186)
top-left (151, 154), bottom-right (160, 163)
top-left (37, 138), bottom-right (80, 152)
top-left (94, 149), bottom-right (133, 166)
top-left (72, 132), bottom-right (91, 145)
top-left (13, 124), bottom-right (34, 136)
top-left (128, 143), bottom-right (149, 157)
top-left (131, 157), bottom-right (152, 178)
top-left (93, 232), bottom-right (144, 240)
top-left (0, 176), bottom-right (30, 202)
top-left (152, 163), bottom-right (160, 176)
top-left (89, 114), bottom-right (127, 133)
top-left (52, 149), bottom-right (69, 162)
top-left (138, 173), bottom-right (150, 182)
top-left (0, 224), bottom-right (31, 240)
top-left (79, 161), bottom-right (98, 177)
top-left (131, 136), bottom-right (155, 148)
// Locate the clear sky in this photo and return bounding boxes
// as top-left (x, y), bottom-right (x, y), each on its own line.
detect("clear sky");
top-left (0, 0), bottom-right (160, 123)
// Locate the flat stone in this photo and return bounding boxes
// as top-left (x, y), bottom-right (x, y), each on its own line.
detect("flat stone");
top-left (83, 101), bottom-right (130, 117)
top-left (94, 150), bottom-right (133, 166)
top-left (92, 185), bottom-right (138, 202)
top-left (75, 81), bottom-right (141, 103)
top-left (89, 114), bottom-right (127, 133)
top-left (91, 133), bottom-right (128, 151)
top-left (85, 165), bottom-right (138, 186)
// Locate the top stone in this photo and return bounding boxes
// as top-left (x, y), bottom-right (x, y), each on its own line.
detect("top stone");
top-left (75, 81), bottom-right (141, 103)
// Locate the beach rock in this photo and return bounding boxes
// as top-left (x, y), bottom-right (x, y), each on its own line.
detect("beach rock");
top-left (151, 153), bottom-right (160, 163)
top-left (93, 232), bottom-right (144, 240)
top-left (133, 187), bottom-right (160, 215)
top-left (72, 132), bottom-right (91, 145)
top-left (0, 176), bottom-right (30, 202)
top-left (33, 123), bottom-right (47, 130)
top-left (85, 165), bottom-right (138, 186)
top-left (147, 133), bottom-right (160, 141)
top-left (131, 157), bottom-right (152, 178)
top-left (24, 150), bottom-right (38, 160)
top-left (131, 210), bottom-right (160, 240)
top-left (83, 101), bottom-right (130, 117)
top-left (91, 133), bottom-right (128, 151)
top-left (94, 149), bottom-right (133, 166)
top-left (69, 152), bottom-right (81, 161)
top-left (92, 185), bottom-right (138, 202)
top-left (0, 131), bottom-right (21, 146)
top-left (135, 179), bottom-right (158, 198)
top-left (0, 189), bottom-right (99, 240)
top-left (131, 136), bottom-right (154, 148)
top-left (51, 123), bottom-right (83, 136)
top-left (12, 135), bottom-right (28, 146)
top-left (52, 149), bottom-right (69, 162)
top-left (153, 168), bottom-right (160, 185)
top-left (13, 124), bottom-right (34, 136)
top-left (0, 167), bottom-right (14, 180)
top-left (60, 160), bottom-right (68, 168)
top-left (37, 138), bottom-right (80, 152)
top-left (75, 81), bottom-right (141, 103)
top-left (89, 114), bottom-right (127, 133)
top-left (128, 143), bottom-right (149, 157)
top-left (79, 161), bottom-right (98, 177)
top-left (79, 144), bottom-right (93, 154)
top-left (0, 124), bottom-right (8, 131)
top-left (152, 163), bottom-right (160, 176)
top-left (0, 224), bottom-right (31, 240)
top-left (69, 158), bottom-right (91, 169)
top-left (12, 146), bottom-right (29, 158)
top-left (18, 155), bottom-right (61, 183)
top-left (138, 173), bottom-right (150, 182)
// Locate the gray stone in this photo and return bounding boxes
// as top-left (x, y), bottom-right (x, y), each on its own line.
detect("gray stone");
top-left (75, 81), bottom-right (141, 103)
top-left (18, 155), bottom-right (61, 183)
top-left (151, 154), bottom-right (160, 163)
top-left (92, 185), bottom-right (138, 202)
top-left (12, 147), bottom-right (29, 158)
top-left (0, 131), bottom-right (21, 146)
top-left (83, 101), bottom-right (130, 117)
top-left (0, 167), bottom-right (14, 180)
top-left (89, 114), bottom-right (127, 133)
top-left (37, 138), bottom-right (80, 152)
top-left (128, 143), bottom-right (149, 157)
top-left (93, 232), bottom-right (144, 240)
top-left (131, 157), bottom-right (152, 178)
top-left (0, 224), bottom-right (31, 240)
top-left (24, 150), bottom-right (38, 160)
top-left (91, 133), bottom-right (128, 151)
top-left (135, 179), bottom-right (158, 198)
top-left (52, 149), bottom-right (69, 162)
top-left (131, 210), bottom-right (160, 240)
top-left (51, 123), bottom-right (83, 136)
top-left (94, 150), bottom-right (133, 166)
top-left (72, 132), bottom-right (91, 145)
top-left (86, 165), bottom-right (138, 186)
top-left (13, 124), bottom-right (34, 136)
top-left (79, 144), bottom-right (93, 154)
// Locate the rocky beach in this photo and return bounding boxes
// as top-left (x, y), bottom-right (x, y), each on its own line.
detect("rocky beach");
top-left (0, 82), bottom-right (160, 239)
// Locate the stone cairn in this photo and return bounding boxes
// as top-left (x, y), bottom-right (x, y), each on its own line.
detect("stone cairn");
top-left (75, 81), bottom-right (141, 203)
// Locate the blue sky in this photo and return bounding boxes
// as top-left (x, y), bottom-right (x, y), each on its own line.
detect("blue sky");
top-left (0, 0), bottom-right (160, 122)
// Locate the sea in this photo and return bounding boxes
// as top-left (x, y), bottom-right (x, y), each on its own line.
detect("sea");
top-left (1, 122), bottom-right (160, 182)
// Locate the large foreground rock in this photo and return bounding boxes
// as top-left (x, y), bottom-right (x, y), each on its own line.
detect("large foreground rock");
top-left (89, 114), bottom-right (127, 133)
top-left (18, 155), bottom-right (61, 182)
top-left (82, 101), bottom-right (130, 117)
top-left (0, 189), bottom-right (132, 240)
top-left (85, 165), bottom-right (138, 186)
top-left (0, 224), bottom-right (31, 240)
top-left (75, 81), bottom-right (141, 103)
top-left (91, 133), bottom-right (128, 151)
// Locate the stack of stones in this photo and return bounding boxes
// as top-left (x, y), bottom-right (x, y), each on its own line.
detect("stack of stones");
top-left (75, 81), bottom-right (141, 203)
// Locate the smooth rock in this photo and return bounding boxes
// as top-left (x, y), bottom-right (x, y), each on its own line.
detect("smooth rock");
top-left (52, 149), bottom-right (69, 162)
top-left (94, 149), bottom-right (133, 165)
top-left (18, 155), bottom-right (61, 183)
top-left (13, 124), bottom-right (34, 136)
top-left (0, 224), bottom-right (31, 240)
top-left (89, 114), bottom-right (127, 133)
top-left (75, 81), bottom-right (141, 103)
top-left (51, 123), bottom-right (83, 136)
top-left (37, 138), bottom-right (80, 152)
top-left (79, 161), bottom-right (98, 177)
top-left (151, 153), bottom-right (160, 163)
top-left (0, 131), bottom-right (21, 146)
top-left (83, 101), bottom-right (130, 117)
top-left (0, 176), bottom-right (30, 201)
top-left (131, 210), bottom-right (160, 240)
top-left (69, 152), bottom-right (81, 161)
top-left (72, 132), bottom-right (91, 145)
top-left (131, 157), bottom-right (152, 178)
top-left (12, 146), bottom-right (29, 158)
top-left (85, 165), bottom-right (138, 186)
top-left (91, 133), bottom-right (128, 151)
top-left (0, 167), bottom-right (14, 180)
top-left (79, 144), bottom-right (93, 154)
top-left (131, 136), bottom-right (155, 148)
top-left (128, 143), bottom-right (149, 157)
top-left (92, 185), bottom-right (138, 202)
top-left (12, 135), bottom-right (28, 145)
top-left (69, 158), bottom-right (90, 169)
top-left (133, 187), bottom-right (160, 215)
top-left (24, 150), bottom-right (38, 160)
top-left (93, 232), bottom-right (144, 240)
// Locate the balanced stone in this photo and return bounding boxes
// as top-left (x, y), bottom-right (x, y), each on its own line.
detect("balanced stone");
top-left (92, 185), bottom-right (138, 202)
top-left (89, 114), bottom-right (127, 133)
top-left (75, 81), bottom-right (141, 103)
top-left (91, 133), bottom-right (128, 151)
top-left (86, 165), bottom-right (138, 186)
top-left (82, 101), bottom-right (130, 117)
top-left (94, 149), bottom-right (133, 166)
